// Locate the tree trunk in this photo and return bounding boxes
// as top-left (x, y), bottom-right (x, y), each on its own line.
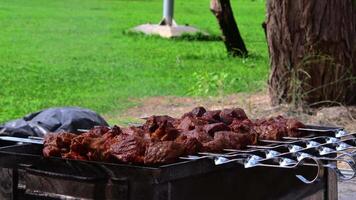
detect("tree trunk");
top-left (210, 0), bottom-right (248, 57)
top-left (267, 0), bottom-right (356, 106)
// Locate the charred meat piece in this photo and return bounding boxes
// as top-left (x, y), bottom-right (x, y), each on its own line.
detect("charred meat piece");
top-left (177, 116), bottom-right (207, 131)
top-left (182, 106), bottom-right (207, 118)
top-left (203, 123), bottom-right (230, 136)
top-left (69, 127), bottom-right (122, 161)
top-left (201, 110), bottom-right (221, 123)
top-left (122, 126), bottom-right (150, 140)
top-left (182, 127), bottom-right (213, 144)
top-left (43, 133), bottom-right (77, 157)
top-left (109, 134), bottom-right (147, 164)
top-left (142, 115), bottom-right (177, 133)
top-left (86, 126), bottom-right (111, 137)
top-left (219, 108), bottom-right (248, 125)
top-left (144, 141), bottom-right (185, 165)
top-left (254, 124), bottom-right (287, 140)
top-left (229, 119), bottom-right (254, 133)
top-left (286, 119), bottom-right (305, 137)
top-left (175, 135), bottom-right (202, 155)
top-left (45, 132), bottom-right (76, 149)
top-left (151, 120), bottom-right (179, 141)
top-left (43, 145), bottom-right (61, 157)
top-left (253, 116), bottom-right (304, 140)
top-left (108, 125), bottom-right (123, 136)
top-left (203, 131), bottom-right (255, 152)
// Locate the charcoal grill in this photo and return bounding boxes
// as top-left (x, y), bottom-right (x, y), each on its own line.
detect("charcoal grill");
top-left (0, 125), bottom-right (354, 200)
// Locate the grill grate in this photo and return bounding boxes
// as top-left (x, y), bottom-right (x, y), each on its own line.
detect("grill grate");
top-left (180, 128), bottom-right (356, 184)
top-left (0, 125), bottom-right (350, 200)
top-left (0, 125), bottom-right (355, 185)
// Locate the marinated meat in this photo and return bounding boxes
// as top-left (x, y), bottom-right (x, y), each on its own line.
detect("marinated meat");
top-left (86, 126), bottom-right (111, 137)
top-left (144, 141), bottom-right (185, 165)
top-left (175, 135), bottom-right (202, 155)
top-left (182, 106), bottom-right (206, 118)
top-left (286, 118), bottom-right (305, 137)
top-left (219, 108), bottom-right (248, 125)
top-left (203, 123), bottom-right (230, 136)
top-left (43, 132), bottom-right (76, 157)
top-left (201, 110), bottom-right (221, 123)
top-left (229, 119), bottom-right (254, 133)
top-left (109, 134), bottom-right (147, 163)
top-left (43, 145), bottom-right (61, 157)
top-left (43, 107), bottom-right (305, 165)
top-left (203, 131), bottom-right (256, 152)
top-left (122, 126), bottom-right (150, 140)
top-left (151, 120), bottom-right (179, 141)
top-left (177, 116), bottom-right (207, 131)
top-left (252, 116), bottom-right (304, 140)
top-left (143, 115), bottom-right (176, 133)
top-left (182, 127), bottom-right (213, 143)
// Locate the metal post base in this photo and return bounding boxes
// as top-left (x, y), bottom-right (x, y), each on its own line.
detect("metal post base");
top-left (131, 22), bottom-right (205, 38)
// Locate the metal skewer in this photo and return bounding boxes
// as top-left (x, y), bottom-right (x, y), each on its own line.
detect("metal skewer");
top-left (0, 136), bottom-right (44, 144)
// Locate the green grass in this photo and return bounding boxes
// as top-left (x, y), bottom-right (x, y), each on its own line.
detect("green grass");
top-left (0, 0), bottom-right (268, 123)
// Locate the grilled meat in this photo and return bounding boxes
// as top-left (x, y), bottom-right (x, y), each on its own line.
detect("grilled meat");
top-left (182, 106), bottom-right (206, 118)
top-left (144, 141), bottom-right (185, 165)
top-left (203, 123), bottom-right (230, 136)
top-left (177, 116), bottom-right (207, 131)
top-left (201, 110), bottom-right (221, 123)
top-left (253, 116), bottom-right (305, 140)
top-left (203, 131), bottom-right (257, 152)
top-left (43, 107), bottom-right (305, 165)
top-left (219, 108), bottom-right (248, 125)
top-left (150, 120), bottom-right (179, 141)
top-left (109, 134), bottom-right (147, 163)
top-left (143, 115), bottom-right (176, 133)
top-left (43, 132), bottom-right (76, 157)
top-left (175, 135), bottom-right (202, 155)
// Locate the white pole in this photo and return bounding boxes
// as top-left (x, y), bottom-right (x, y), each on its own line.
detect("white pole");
top-left (162, 0), bottom-right (174, 26)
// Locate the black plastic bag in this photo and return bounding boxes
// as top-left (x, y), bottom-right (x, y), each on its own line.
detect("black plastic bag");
top-left (0, 107), bottom-right (109, 137)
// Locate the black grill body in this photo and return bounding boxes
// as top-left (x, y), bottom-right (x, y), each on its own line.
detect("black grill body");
top-left (0, 125), bottom-right (342, 200)
top-left (0, 144), bottom-right (336, 200)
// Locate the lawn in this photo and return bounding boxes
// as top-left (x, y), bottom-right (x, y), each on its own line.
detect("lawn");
top-left (0, 0), bottom-right (268, 123)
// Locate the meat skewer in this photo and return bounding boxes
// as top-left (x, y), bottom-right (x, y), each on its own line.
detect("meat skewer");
top-left (40, 107), bottom-right (309, 165)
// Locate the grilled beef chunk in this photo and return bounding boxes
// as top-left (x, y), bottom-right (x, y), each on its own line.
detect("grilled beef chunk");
top-left (201, 110), bottom-right (221, 123)
top-left (109, 134), bottom-right (147, 163)
top-left (286, 119), bottom-right (305, 137)
top-left (204, 123), bottom-right (230, 136)
top-left (182, 106), bottom-right (206, 118)
top-left (219, 108), bottom-right (248, 125)
top-left (43, 107), bottom-right (305, 165)
top-left (203, 131), bottom-right (255, 152)
top-left (143, 115), bottom-right (176, 133)
top-left (151, 120), bottom-right (179, 141)
top-left (182, 127), bottom-right (213, 144)
top-left (43, 133), bottom-right (76, 157)
top-left (43, 145), bottom-right (61, 157)
top-left (86, 126), bottom-right (111, 137)
top-left (229, 119), bottom-right (254, 133)
top-left (253, 116), bottom-right (304, 140)
top-left (144, 141), bottom-right (185, 165)
top-left (177, 116), bottom-right (207, 131)
top-left (122, 126), bottom-right (150, 140)
top-left (175, 135), bottom-right (202, 155)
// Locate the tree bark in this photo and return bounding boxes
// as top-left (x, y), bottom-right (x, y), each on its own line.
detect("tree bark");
top-left (267, 0), bottom-right (356, 106)
top-left (210, 0), bottom-right (248, 57)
